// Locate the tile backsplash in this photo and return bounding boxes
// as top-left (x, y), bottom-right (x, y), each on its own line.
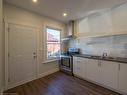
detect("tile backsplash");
top-left (69, 35), bottom-right (127, 58)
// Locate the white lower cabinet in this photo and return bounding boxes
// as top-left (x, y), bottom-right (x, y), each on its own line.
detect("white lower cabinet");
top-left (73, 57), bottom-right (87, 78)
top-left (86, 59), bottom-right (101, 83)
top-left (100, 61), bottom-right (119, 89)
top-left (118, 63), bottom-right (127, 93)
top-left (86, 60), bottom-right (118, 89)
top-left (73, 56), bottom-right (127, 94)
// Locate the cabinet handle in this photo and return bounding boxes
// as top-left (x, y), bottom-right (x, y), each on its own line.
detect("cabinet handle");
top-left (119, 64), bottom-right (120, 71)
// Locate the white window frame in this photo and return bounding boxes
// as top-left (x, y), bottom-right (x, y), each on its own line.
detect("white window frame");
top-left (44, 26), bottom-right (61, 61)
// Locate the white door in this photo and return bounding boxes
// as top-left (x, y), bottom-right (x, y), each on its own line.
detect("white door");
top-left (8, 24), bottom-right (37, 88)
top-left (86, 59), bottom-right (101, 83)
top-left (100, 61), bottom-right (118, 89)
top-left (118, 63), bottom-right (127, 93)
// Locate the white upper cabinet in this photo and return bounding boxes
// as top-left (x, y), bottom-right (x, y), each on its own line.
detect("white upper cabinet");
top-left (88, 11), bottom-right (113, 36)
top-left (112, 3), bottom-right (127, 34)
top-left (118, 63), bottom-right (127, 93)
top-left (76, 3), bottom-right (127, 37)
top-left (77, 10), bottom-right (113, 37)
top-left (100, 61), bottom-right (119, 89)
top-left (78, 18), bottom-right (89, 33)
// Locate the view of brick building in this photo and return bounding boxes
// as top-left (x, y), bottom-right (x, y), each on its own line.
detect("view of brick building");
top-left (47, 31), bottom-right (60, 58)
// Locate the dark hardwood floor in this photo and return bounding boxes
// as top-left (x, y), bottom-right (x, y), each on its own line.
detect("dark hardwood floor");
top-left (4, 72), bottom-right (121, 95)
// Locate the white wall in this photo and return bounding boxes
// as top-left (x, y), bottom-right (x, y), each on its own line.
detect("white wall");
top-left (4, 3), bottom-right (66, 83)
top-left (69, 3), bottom-right (127, 58)
top-left (0, 0), bottom-right (4, 91)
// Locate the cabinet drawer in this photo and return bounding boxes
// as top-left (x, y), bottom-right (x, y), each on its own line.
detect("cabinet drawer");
top-left (73, 57), bottom-right (86, 62)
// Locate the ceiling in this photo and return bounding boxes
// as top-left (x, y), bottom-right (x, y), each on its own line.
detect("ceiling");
top-left (4, 0), bottom-right (127, 22)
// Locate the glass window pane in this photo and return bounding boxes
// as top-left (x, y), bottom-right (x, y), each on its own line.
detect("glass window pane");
top-left (47, 28), bottom-right (60, 42)
top-left (46, 28), bottom-right (61, 59)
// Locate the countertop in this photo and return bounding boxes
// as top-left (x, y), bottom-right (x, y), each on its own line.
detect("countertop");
top-left (73, 54), bottom-right (127, 63)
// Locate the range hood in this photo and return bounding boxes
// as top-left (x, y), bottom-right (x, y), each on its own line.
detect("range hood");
top-left (61, 20), bottom-right (76, 42)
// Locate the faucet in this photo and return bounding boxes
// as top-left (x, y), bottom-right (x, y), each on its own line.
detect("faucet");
top-left (102, 52), bottom-right (108, 58)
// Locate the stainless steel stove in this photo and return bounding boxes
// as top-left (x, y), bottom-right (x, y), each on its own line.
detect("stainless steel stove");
top-left (59, 48), bottom-right (80, 75)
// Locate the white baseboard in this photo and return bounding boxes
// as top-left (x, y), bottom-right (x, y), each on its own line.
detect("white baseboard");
top-left (38, 68), bottom-right (59, 78)
top-left (6, 75), bottom-right (37, 90)
top-left (0, 86), bottom-right (5, 95)
top-left (5, 68), bottom-right (59, 91)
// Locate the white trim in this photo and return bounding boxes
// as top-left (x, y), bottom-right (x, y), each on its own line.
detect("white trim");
top-left (6, 76), bottom-right (37, 90)
top-left (5, 23), bottom-right (39, 90)
top-left (36, 27), bottom-right (40, 79)
top-left (43, 25), bottom-right (47, 61)
top-left (4, 22), bottom-right (40, 29)
top-left (5, 68), bottom-right (59, 90)
top-left (38, 68), bottom-right (59, 78)
top-left (5, 23), bottom-right (9, 90)
top-left (0, 87), bottom-right (5, 95)
top-left (43, 24), bottom-right (62, 62)
top-left (4, 22), bottom-right (60, 91)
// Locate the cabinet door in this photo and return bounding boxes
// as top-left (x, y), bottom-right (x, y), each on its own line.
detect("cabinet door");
top-left (73, 57), bottom-right (83, 77)
top-left (86, 59), bottom-right (101, 83)
top-left (80, 58), bottom-right (87, 79)
top-left (88, 11), bottom-right (112, 35)
top-left (73, 57), bottom-right (86, 78)
top-left (112, 3), bottom-right (127, 33)
top-left (101, 61), bottom-right (119, 89)
top-left (119, 63), bottom-right (127, 93)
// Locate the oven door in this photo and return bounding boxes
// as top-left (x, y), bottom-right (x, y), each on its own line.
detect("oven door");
top-left (61, 57), bottom-right (71, 68)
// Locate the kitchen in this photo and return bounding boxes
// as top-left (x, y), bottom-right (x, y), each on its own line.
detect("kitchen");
top-left (0, 0), bottom-right (127, 95)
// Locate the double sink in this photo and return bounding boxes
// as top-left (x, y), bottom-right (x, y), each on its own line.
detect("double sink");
top-left (90, 55), bottom-right (115, 60)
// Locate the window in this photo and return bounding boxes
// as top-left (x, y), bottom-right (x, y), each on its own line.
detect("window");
top-left (46, 27), bottom-right (61, 59)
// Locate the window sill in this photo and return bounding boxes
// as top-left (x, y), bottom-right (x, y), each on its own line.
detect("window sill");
top-left (42, 59), bottom-right (60, 64)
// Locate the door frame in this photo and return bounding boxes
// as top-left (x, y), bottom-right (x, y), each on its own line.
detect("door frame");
top-left (5, 23), bottom-right (40, 90)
